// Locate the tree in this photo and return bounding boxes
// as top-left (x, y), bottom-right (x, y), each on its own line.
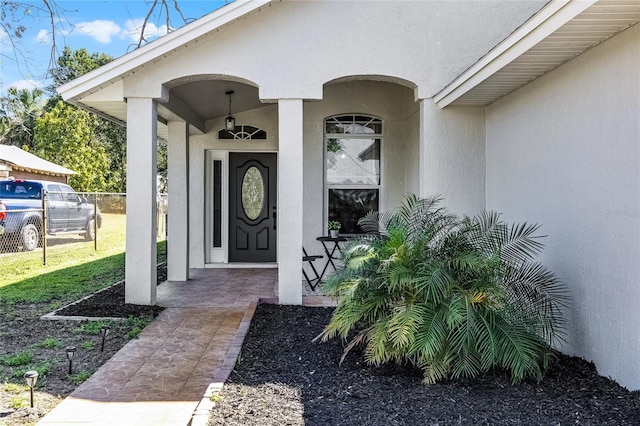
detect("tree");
top-left (49, 47), bottom-right (113, 93)
top-left (48, 47), bottom-right (127, 192)
top-left (0, 86), bottom-right (46, 150)
top-left (34, 101), bottom-right (110, 192)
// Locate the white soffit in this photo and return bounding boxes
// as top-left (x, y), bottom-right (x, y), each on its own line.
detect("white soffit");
top-left (435, 0), bottom-right (640, 108)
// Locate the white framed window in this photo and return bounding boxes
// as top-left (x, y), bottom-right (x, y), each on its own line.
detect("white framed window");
top-left (324, 114), bottom-right (381, 234)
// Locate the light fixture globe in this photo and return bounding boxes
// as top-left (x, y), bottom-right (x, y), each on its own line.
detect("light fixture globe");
top-left (24, 370), bottom-right (38, 408)
top-left (66, 346), bottom-right (76, 374)
top-left (24, 370), bottom-right (39, 388)
top-left (100, 325), bottom-right (111, 352)
top-left (225, 90), bottom-right (235, 131)
top-left (66, 346), bottom-right (76, 360)
top-left (225, 115), bottom-right (235, 131)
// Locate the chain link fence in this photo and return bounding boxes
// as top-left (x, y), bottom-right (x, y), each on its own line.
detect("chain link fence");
top-left (0, 192), bottom-right (167, 283)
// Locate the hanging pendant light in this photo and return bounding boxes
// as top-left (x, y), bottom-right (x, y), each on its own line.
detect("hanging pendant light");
top-left (225, 90), bottom-right (235, 131)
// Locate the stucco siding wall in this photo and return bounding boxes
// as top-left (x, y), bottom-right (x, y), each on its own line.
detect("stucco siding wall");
top-left (486, 24), bottom-right (640, 389)
top-left (123, 0), bottom-right (545, 101)
top-left (404, 104), bottom-right (421, 197)
top-left (421, 101), bottom-right (486, 216)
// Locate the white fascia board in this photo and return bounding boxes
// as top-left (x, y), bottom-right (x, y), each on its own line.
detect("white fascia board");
top-left (433, 0), bottom-right (597, 109)
top-left (58, 0), bottom-right (272, 101)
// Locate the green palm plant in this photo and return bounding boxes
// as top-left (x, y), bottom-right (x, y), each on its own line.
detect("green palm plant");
top-left (318, 194), bottom-right (569, 384)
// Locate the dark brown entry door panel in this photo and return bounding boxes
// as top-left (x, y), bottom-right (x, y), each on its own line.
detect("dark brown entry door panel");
top-left (229, 153), bottom-right (277, 262)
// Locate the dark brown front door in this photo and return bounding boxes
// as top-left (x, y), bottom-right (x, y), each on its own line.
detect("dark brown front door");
top-left (229, 153), bottom-right (277, 262)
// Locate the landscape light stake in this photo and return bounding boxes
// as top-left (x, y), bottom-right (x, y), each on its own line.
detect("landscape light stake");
top-left (66, 346), bottom-right (76, 375)
top-left (24, 370), bottom-right (38, 408)
top-left (100, 325), bottom-right (111, 352)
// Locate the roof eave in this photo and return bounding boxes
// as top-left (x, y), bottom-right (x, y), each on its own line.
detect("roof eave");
top-left (433, 0), bottom-right (597, 109)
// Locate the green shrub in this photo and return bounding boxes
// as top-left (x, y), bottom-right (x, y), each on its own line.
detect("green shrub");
top-left (69, 370), bottom-right (92, 384)
top-left (12, 361), bottom-right (52, 382)
top-left (34, 338), bottom-right (62, 348)
top-left (124, 316), bottom-right (151, 340)
top-left (9, 396), bottom-right (28, 410)
top-left (319, 194), bottom-right (569, 384)
top-left (81, 341), bottom-right (95, 350)
top-left (74, 320), bottom-right (113, 335)
top-left (1, 351), bottom-right (34, 367)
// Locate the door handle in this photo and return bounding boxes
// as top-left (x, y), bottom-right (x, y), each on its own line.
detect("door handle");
top-left (272, 206), bottom-right (277, 230)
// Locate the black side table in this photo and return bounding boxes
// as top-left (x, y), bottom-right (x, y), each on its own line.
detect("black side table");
top-left (316, 236), bottom-right (348, 280)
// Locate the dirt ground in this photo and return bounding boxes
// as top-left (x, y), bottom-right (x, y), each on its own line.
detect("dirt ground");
top-left (209, 304), bottom-right (640, 426)
top-left (0, 266), bottom-right (165, 426)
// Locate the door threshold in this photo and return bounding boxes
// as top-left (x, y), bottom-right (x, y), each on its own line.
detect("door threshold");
top-left (205, 263), bottom-right (278, 269)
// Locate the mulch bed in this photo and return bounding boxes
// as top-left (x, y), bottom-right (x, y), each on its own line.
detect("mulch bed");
top-left (209, 304), bottom-right (640, 425)
top-left (54, 266), bottom-right (166, 319)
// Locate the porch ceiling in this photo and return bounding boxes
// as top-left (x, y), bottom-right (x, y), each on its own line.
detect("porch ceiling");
top-left (168, 80), bottom-right (266, 120)
top-left (435, 0), bottom-right (640, 108)
top-left (75, 80), bottom-right (265, 140)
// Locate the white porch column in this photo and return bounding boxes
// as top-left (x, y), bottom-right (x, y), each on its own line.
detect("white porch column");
top-left (125, 97), bottom-right (158, 305)
top-left (167, 121), bottom-right (190, 281)
top-left (277, 99), bottom-right (303, 305)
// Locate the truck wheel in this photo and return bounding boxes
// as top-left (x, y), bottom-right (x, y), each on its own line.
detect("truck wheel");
top-left (21, 224), bottom-right (39, 251)
top-left (85, 219), bottom-right (96, 241)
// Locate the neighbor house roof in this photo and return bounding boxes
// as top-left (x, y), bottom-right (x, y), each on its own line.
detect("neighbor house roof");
top-left (0, 145), bottom-right (76, 177)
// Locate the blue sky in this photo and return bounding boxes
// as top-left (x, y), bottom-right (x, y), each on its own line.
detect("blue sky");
top-left (1, 1), bottom-right (227, 94)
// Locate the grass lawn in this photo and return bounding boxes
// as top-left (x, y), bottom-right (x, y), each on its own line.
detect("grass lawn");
top-left (0, 213), bottom-right (166, 308)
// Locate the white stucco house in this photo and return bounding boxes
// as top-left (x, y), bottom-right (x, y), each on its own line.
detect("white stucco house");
top-left (58, 0), bottom-right (640, 389)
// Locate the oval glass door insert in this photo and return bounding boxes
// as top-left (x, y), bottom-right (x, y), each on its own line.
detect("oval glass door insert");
top-left (242, 166), bottom-right (265, 220)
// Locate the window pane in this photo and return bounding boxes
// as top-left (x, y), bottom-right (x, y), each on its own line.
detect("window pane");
top-left (328, 189), bottom-right (379, 234)
top-left (241, 166), bottom-right (265, 220)
top-left (213, 160), bottom-right (222, 248)
top-left (326, 115), bottom-right (382, 135)
top-left (326, 138), bottom-right (380, 185)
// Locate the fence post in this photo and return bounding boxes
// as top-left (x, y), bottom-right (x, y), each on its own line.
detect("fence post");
top-left (41, 189), bottom-right (47, 266)
top-left (93, 193), bottom-right (98, 251)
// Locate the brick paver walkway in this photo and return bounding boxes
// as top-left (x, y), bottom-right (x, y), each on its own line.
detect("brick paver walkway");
top-left (38, 268), bottom-right (333, 426)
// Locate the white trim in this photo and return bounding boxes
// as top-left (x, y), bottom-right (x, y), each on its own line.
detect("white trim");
top-left (433, 0), bottom-right (597, 108)
top-left (205, 149), bottom-right (278, 266)
top-left (57, 0), bottom-right (272, 101)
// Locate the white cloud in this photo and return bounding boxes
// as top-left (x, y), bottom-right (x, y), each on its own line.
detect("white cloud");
top-left (36, 29), bottom-right (50, 43)
top-left (122, 19), bottom-right (169, 44)
top-left (75, 20), bottom-right (121, 43)
top-left (6, 80), bottom-right (43, 91)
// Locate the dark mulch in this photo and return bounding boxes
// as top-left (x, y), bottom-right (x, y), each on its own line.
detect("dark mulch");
top-left (209, 304), bottom-right (640, 426)
top-left (54, 267), bottom-right (166, 318)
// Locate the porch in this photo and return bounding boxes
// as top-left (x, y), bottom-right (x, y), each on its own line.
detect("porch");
top-left (125, 77), bottom-right (457, 307)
